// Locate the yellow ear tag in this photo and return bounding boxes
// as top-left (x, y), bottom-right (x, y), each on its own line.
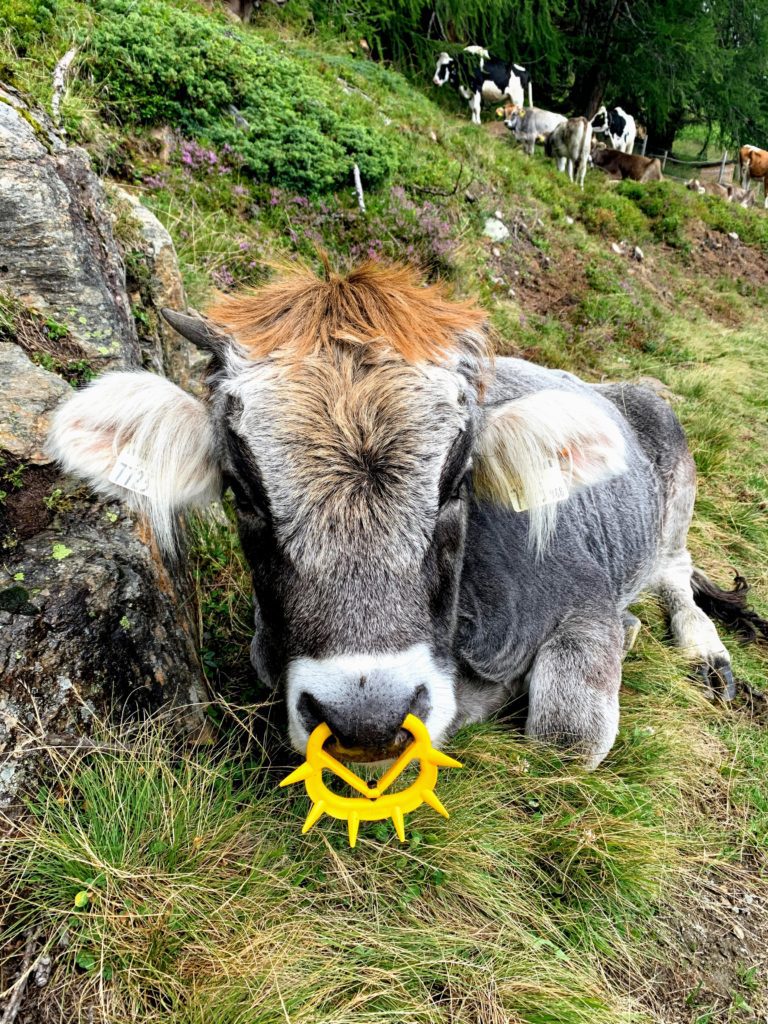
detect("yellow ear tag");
top-left (279, 713), bottom-right (462, 848)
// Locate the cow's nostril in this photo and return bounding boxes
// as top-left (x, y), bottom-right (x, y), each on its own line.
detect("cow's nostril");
top-left (295, 682), bottom-right (431, 759)
top-left (410, 683), bottom-right (429, 719)
top-left (297, 691), bottom-right (325, 734)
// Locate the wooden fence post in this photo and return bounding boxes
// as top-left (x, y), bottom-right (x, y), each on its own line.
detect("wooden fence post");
top-left (662, 150), bottom-right (668, 170)
top-left (718, 149), bottom-right (728, 184)
top-left (641, 135), bottom-right (647, 156)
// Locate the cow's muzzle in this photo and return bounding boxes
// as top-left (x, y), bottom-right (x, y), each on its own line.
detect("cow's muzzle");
top-left (296, 684), bottom-right (429, 763)
top-left (285, 644), bottom-right (458, 761)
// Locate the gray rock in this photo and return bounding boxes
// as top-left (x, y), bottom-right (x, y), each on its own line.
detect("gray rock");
top-left (0, 343), bottom-right (70, 463)
top-left (108, 185), bottom-right (196, 387)
top-left (0, 502), bottom-right (211, 805)
top-left (0, 85), bottom-right (139, 368)
top-left (484, 217), bottom-right (510, 242)
top-left (0, 86), bottom-right (211, 805)
top-left (0, 85), bottom-right (63, 160)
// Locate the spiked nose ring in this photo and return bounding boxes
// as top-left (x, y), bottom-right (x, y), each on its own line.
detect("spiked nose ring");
top-left (279, 713), bottom-right (462, 848)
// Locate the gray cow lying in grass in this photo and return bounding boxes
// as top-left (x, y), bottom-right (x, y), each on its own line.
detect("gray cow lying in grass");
top-left (50, 262), bottom-right (763, 768)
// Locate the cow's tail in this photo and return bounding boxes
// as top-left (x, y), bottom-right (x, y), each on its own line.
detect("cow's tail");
top-left (691, 569), bottom-right (768, 643)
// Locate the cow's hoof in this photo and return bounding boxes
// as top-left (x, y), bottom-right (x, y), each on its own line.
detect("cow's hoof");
top-left (622, 612), bottom-right (641, 655)
top-left (691, 656), bottom-right (737, 701)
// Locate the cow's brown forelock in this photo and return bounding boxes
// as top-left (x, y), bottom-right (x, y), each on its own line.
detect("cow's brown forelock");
top-left (207, 260), bottom-right (488, 366)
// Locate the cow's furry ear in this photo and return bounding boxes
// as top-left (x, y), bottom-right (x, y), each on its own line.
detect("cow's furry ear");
top-left (48, 372), bottom-right (221, 551)
top-left (473, 388), bottom-right (627, 551)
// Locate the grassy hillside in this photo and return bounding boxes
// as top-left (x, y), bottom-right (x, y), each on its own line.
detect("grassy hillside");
top-left (1, 3), bottom-right (768, 1022)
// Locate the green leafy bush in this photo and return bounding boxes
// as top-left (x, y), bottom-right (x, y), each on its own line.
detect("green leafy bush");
top-left (577, 187), bottom-right (650, 241)
top-left (0, 0), bottom-right (58, 53)
top-left (87, 0), bottom-right (398, 194)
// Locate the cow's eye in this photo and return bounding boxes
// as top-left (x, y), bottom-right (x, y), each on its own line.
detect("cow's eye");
top-left (443, 469), bottom-right (470, 507)
top-left (227, 475), bottom-right (268, 520)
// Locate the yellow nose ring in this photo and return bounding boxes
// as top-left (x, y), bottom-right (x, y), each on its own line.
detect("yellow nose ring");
top-left (279, 713), bottom-right (462, 848)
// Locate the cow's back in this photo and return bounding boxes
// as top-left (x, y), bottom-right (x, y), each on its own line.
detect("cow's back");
top-left (592, 381), bottom-right (689, 495)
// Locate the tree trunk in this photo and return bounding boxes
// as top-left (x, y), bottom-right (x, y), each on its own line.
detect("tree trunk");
top-left (0, 84), bottom-right (212, 808)
top-left (569, 0), bottom-right (625, 117)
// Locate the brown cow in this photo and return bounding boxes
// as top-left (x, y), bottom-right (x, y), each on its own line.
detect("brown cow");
top-left (739, 145), bottom-right (768, 207)
top-left (592, 146), bottom-right (662, 182)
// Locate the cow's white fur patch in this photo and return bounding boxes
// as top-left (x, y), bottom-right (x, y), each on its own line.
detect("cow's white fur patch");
top-left (48, 371), bottom-right (220, 550)
top-left (473, 388), bottom-right (627, 551)
top-left (432, 53), bottom-right (452, 86)
top-left (285, 644), bottom-right (457, 756)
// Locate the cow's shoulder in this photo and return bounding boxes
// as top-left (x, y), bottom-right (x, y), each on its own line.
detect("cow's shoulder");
top-left (485, 357), bottom-right (586, 405)
top-left (592, 381), bottom-right (688, 472)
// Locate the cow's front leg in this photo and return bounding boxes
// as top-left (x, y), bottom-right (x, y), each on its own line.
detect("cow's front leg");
top-left (526, 612), bottom-right (623, 769)
top-left (470, 91), bottom-right (482, 125)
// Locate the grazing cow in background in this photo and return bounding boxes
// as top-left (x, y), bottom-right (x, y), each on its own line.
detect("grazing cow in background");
top-left (50, 262), bottom-right (761, 769)
top-left (499, 103), bottom-right (566, 156)
top-left (433, 47), bottom-right (532, 125)
top-left (739, 145), bottom-right (768, 207)
top-left (545, 117), bottom-right (592, 189)
top-left (592, 147), bottom-right (662, 182)
top-left (591, 106), bottom-right (636, 154)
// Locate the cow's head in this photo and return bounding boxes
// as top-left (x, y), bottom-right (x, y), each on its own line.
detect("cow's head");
top-left (49, 262), bottom-right (625, 761)
top-left (432, 53), bottom-right (454, 87)
top-left (499, 103), bottom-right (523, 129)
top-left (590, 105), bottom-right (608, 133)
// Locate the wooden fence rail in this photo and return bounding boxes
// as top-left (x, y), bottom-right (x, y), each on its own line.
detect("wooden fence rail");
top-left (637, 143), bottom-right (735, 183)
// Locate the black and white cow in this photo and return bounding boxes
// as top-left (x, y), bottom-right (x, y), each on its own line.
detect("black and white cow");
top-left (590, 105), bottom-right (636, 154)
top-left (50, 262), bottom-right (759, 769)
top-left (433, 47), bottom-right (532, 125)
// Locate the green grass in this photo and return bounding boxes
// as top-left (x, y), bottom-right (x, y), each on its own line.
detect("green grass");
top-left (2, 2), bottom-right (768, 1021)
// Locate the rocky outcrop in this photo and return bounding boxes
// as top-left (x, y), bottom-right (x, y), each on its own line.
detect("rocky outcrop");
top-left (108, 185), bottom-right (198, 388)
top-left (0, 342), bottom-right (71, 464)
top-left (0, 85), bottom-right (211, 806)
top-left (0, 85), bottom-right (139, 368)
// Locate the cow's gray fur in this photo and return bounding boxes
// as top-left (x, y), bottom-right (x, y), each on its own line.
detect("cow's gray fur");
top-left (503, 105), bottom-right (566, 156)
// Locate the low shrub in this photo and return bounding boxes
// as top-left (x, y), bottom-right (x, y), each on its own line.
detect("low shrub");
top-left (256, 183), bottom-right (461, 277)
top-left (616, 181), bottom-right (690, 248)
top-left (86, 0), bottom-right (398, 194)
top-left (577, 186), bottom-right (650, 241)
top-left (0, 0), bottom-right (58, 54)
